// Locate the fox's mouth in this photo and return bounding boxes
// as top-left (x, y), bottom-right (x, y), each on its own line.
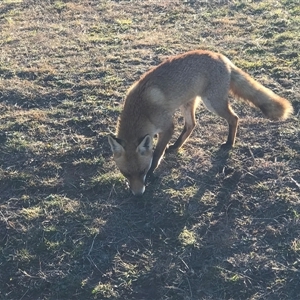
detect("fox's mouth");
top-left (130, 185), bottom-right (146, 196)
top-left (126, 180), bottom-right (146, 196)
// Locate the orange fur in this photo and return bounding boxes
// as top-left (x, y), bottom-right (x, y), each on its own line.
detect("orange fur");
top-left (109, 50), bottom-right (293, 195)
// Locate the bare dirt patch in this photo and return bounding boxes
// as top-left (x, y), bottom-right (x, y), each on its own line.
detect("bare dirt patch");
top-left (0, 1), bottom-right (299, 299)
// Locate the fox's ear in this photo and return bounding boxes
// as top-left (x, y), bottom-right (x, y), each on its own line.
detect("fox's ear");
top-left (136, 135), bottom-right (152, 155)
top-left (108, 135), bottom-right (124, 156)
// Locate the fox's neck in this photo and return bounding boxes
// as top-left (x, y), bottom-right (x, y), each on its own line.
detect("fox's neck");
top-left (116, 81), bottom-right (158, 144)
top-left (117, 109), bottom-right (150, 141)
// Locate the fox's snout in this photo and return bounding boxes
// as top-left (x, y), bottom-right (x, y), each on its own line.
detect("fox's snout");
top-left (130, 185), bottom-right (145, 196)
top-left (128, 177), bottom-right (146, 196)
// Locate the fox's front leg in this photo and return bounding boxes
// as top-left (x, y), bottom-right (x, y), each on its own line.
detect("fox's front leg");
top-left (147, 124), bottom-right (174, 177)
top-left (167, 99), bottom-right (197, 152)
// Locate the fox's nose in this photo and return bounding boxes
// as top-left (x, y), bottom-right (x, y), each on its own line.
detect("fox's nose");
top-left (131, 185), bottom-right (145, 196)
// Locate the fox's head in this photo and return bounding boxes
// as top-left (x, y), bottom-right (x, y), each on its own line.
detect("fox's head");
top-left (108, 134), bottom-right (153, 196)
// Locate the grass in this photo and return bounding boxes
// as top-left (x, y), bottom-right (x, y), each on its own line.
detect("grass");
top-left (0, 0), bottom-right (299, 299)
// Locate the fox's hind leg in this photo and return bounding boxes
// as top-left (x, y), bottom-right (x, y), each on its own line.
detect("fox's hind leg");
top-left (224, 105), bottom-right (239, 148)
top-left (205, 98), bottom-right (239, 148)
top-left (167, 97), bottom-right (198, 152)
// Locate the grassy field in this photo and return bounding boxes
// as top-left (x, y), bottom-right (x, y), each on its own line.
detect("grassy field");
top-left (0, 0), bottom-right (299, 299)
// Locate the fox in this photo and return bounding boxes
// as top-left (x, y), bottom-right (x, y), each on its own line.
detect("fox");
top-left (108, 50), bottom-right (293, 196)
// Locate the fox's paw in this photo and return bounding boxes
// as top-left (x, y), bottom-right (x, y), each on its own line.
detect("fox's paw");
top-left (220, 142), bottom-right (233, 151)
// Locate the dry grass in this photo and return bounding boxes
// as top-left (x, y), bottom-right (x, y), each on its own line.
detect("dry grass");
top-left (0, 0), bottom-right (299, 299)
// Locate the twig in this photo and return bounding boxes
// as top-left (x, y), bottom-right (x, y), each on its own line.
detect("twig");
top-left (88, 234), bottom-right (98, 256)
top-left (216, 266), bottom-right (253, 282)
top-left (186, 276), bottom-right (193, 299)
top-left (86, 255), bottom-right (103, 274)
top-left (19, 289), bottom-right (29, 300)
top-left (290, 177), bottom-right (300, 190)
top-left (247, 145), bottom-right (255, 161)
top-left (0, 211), bottom-right (8, 225)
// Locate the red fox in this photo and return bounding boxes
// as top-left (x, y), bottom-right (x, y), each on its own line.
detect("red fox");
top-left (108, 50), bottom-right (293, 195)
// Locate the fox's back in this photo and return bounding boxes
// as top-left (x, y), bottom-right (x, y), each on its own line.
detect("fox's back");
top-left (137, 50), bottom-right (232, 107)
top-left (118, 50), bottom-right (232, 140)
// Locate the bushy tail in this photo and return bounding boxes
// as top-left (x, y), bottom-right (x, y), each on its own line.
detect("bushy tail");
top-left (229, 65), bottom-right (293, 120)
